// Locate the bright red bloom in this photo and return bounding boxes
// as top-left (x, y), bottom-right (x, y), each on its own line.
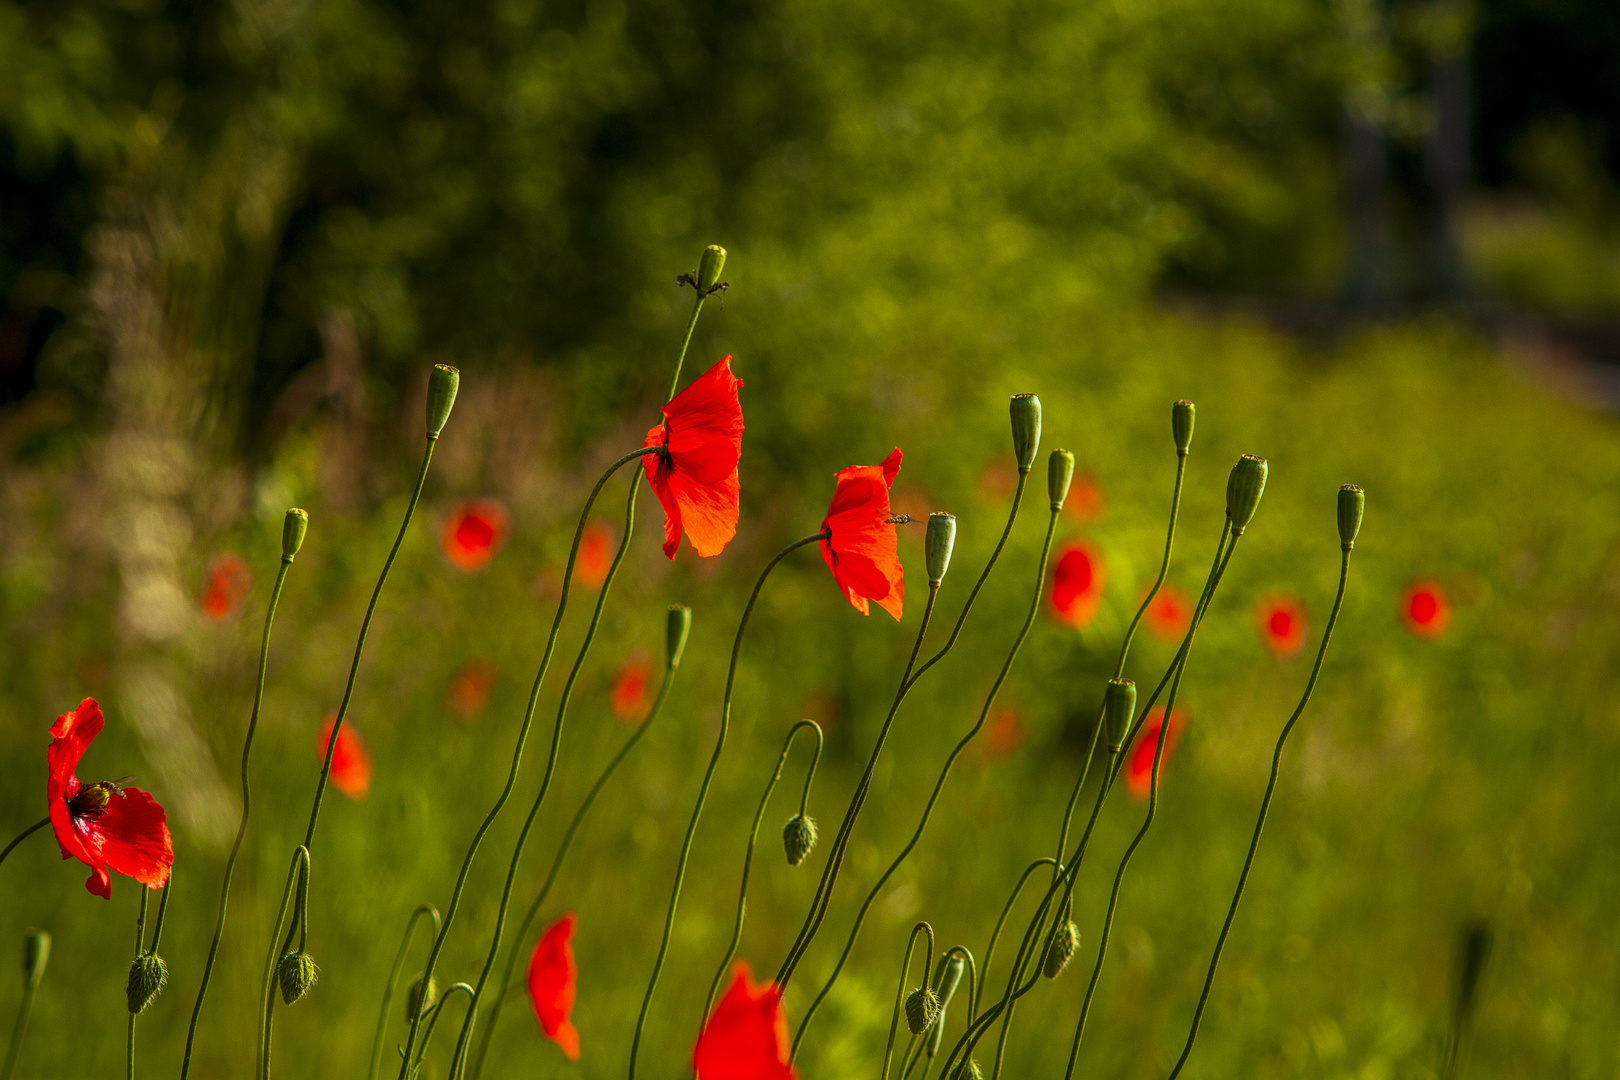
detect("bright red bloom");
top-left (1256, 594), bottom-right (1309, 657)
top-left (1124, 705), bottom-right (1187, 801)
top-left (1142, 583), bottom-right (1191, 641)
top-left (820, 448), bottom-right (905, 619)
top-left (47, 699), bottom-right (174, 900)
top-left (200, 553), bottom-right (253, 619)
top-left (643, 356), bottom-right (745, 559)
top-left (442, 499), bottom-right (510, 572)
top-left (611, 657), bottom-right (653, 723)
top-left (1050, 540), bottom-right (1106, 629)
top-left (316, 716), bottom-right (372, 800)
top-left (578, 523), bottom-right (614, 588)
top-left (1402, 580), bottom-right (1450, 638)
top-left (528, 912), bottom-right (580, 1061)
top-left (693, 963), bottom-right (797, 1080)
top-left (447, 658), bottom-right (500, 720)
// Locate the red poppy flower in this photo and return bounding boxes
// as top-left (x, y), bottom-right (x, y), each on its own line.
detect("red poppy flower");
top-left (1142, 583), bottom-right (1191, 641)
top-left (578, 523), bottom-right (615, 588)
top-left (47, 699), bottom-right (174, 900)
top-left (1256, 594), bottom-right (1309, 657)
top-left (820, 448), bottom-right (905, 619)
top-left (1050, 540), bottom-right (1106, 629)
top-left (1402, 580), bottom-right (1450, 638)
top-left (643, 355), bottom-right (745, 560)
top-left (1123, 705), bottom-right (1187, 801)
top-left (442, 499), bottom-right (510, 572)
top-left (983, 708), bottom-right (1025, 759)
top-left (611, 657), bottom-right (653, 723)
top-left (200, 553), bottom-right (254, 619)
top-left (447, 659), bottom-right (500, 720)
top-left (316, 716), bottom-right (372, 800)
top-left (528, 912), bottom-right (580, 1060)
top-left (693, 963), bottom-right (796, 1080)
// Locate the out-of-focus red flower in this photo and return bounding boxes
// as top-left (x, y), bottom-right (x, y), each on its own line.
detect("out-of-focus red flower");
top-left (983, 708), bottom-right (1025, 759)
top-left (528, 912), bottom-right (580, 1061)
top-left (447, 659), bottom-right (500, 720)
top-left (644, 356), bottom-right (745, 560)
top-left (1142, 583), bottom-right (1191, 641)
top-left (316, 716), bottom-right (372, 800)
top-left (1062, 470), bottom-right (1106, 523)
top-left (611, 656), bottom-right (653, 723)
top-left (200, 553), bottom-right (253, 619)
top-left (1256, 595), bottom-right (1309, 657)
top-left (46, 699), bottom-right (174, 900)
top-left (976, 461), bottom-right (1019, 503)
top-left (820, 448), bottom-right (905, 619)
top-left (1124, 705), bottom-right (1187, 801)
top-left (1402, 580), bottom-right (1450, 638)
top-left (578, 523), bottom-right (615, 588)
top-left (442, 499), bottom-right (510, 572)
top-left (1050, 540), bottom-right (1106, 629)
top-left (693, 963), bottom-right (796, 1080)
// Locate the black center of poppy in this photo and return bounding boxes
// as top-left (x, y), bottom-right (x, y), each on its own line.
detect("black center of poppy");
top-left (67, 782), bottom-right (115, 821)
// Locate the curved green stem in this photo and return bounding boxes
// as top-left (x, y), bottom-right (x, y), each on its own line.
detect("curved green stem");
top-left (128, 887), bottom-right (149, 1080)
top-left (882, 923), bottom-right (936, 1080)
top-left (976, 859), bottom-right (1060, 1026)
top-left (0, 819), bottom-right (48, 873)
top-left (0, 970), bottom-right (39, 1080)
top-left (414, 982), bottom-right (475, 1074)
top-left (667, 294), bottom-right (707, 403)
top-left (370, 905), bottom-right (441, 1080)
top-left (258, 847), bottom-right (310, 1080)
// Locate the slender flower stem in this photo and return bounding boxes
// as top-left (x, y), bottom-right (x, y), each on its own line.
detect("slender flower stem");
top-left (370, 905), bottom-right (441, 1080)
top-left (258, 847), bottom-right (310, 1080)
top-left (1163, 547), bottom-right (1353, 1079)
top-left (182, 557), bottom-right (295, 1078)
top-left (128, 888), bottom-right (149, 1080)
top-left (627, 531), bottom-right (829, 1080)
top-left (0, 952), bottom-right (40, 1080)
top-left (414, 983), bottom-right (475, 1071)
top-left (976, 858), bottom-right (1060, 1021)
top-left (0, 818), bottom-right (48, 871)
top-left (667, 293), bottom-right (707, 403)
top-left (882, 923), bottom-right (936, 1080)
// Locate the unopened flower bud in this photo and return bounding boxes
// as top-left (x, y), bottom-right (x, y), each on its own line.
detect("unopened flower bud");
top-left (697, 245), bottom-right (727, 293)
top-left (405, 973), bottom-right (438, 1021)
top-left (282, 508), bottom-right (309, 561)
top-left (1048, 449), bottom-right (1075, 511)
top-left (905, 986), bottom-right (940, 1035)
top-left (1009, 395), bottom-right (1041, 472)
top-left (1042, 921), bottom-right (1080, 978)
top-left (926, 953), bottom-right (966, 1056)
top-left (277, 951), bottom-right (318, 1005)
top-left (1172, 400), bottom-right (1195, 455)
top-left (1225, 455), bottom-right (1268, 535)
top-left (951, 1058), bottom-right (984, 1080)
top-left (666, 605), bottom-right (692, 670)
top-left (22, 930), bottom-right (49, 989)
top-left (1103, 678), bottom-right (1136, 753)
top-left (126, 953), bottom-right (168, 1014)
top-left (926, 513), bottom-right (956, 585)
top-left (1338, 485), bottom-right (1364, 550)
top-left (782, 814), bottom-right (818, 866)
top-left (426, 364), bottom-right (460, 439)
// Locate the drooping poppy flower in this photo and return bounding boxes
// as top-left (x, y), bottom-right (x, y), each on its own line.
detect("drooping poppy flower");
top-left (578, 523), bottom-right (615, 588)
top-left (1062, 470), bottom-right (1106, 524)
top-left (819, 448), bottom-right (905, 619)
top-left (693, 962), bottom-right (796, 1080)
top-left (1142, 583), bottom-right (1191, 641)
top-left (643, 355), bottom-right (745, 560)
top-left (200, 553), bottom-right (253, 619)
top-left (441, 499), bottom-right (510, 572)
top-left (983, 708), bottom-right (1025, 759)
top-left (1123, 705), bottom-right (1188, 801)
top-left (611, 657), bottom-right (653, 723)
top-left (1256, 594), bottom-right (1309, 658)
top-left (527, 912), bottom-right (580, 1060)
top-left (447, 658), bottom-right (500, 720)
top-left (1402, 579), bottom-right (1450, 638)
top-left (1050, 540), bottom-right (1106, 629)
top-left (316, 716), bottom-right (372, 800)
top-left (46, 699), bottom-right (174, 900)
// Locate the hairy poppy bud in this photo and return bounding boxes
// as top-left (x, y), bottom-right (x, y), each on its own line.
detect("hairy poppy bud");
top-left (698, 245), bottom-right (727, 293)
top-left (1009, 395), bottom-right (1041, 472)
top-left (282, 508), bottom-right (309, 561)
top-left (951, 1058), bottom-right (984, 1080)
top-left (277, 951), bottom-right (318, 1005)
top-left (1172, 400), bottom-right (1195, 455)
top-left (1042, 921), bottom-right (1080, 978)
top-left (126, 953), bottom-right (168, 1014)
top-left (666, 605), bottom-right (693, 670)
top-left (1225, 455), bottom-right (1268, 535)
top-left (926, 953), bottom-right (966, 1056)
top-left (1048, 449), bottom-right (1075, 511)
top-left (1103, 678), bottom-right (1136, 753)
top-left (926, 513), bottom-right (957, 585)
top-left (1338, 485), bottom-right (1364, 550)
top-left (426, 364), bottom-right (460, 439)
top-left (905, 986), bottom-right (940, 1035)
top-left (782, 814), bottom-right (818, 866)
top-left (22, 930), bottom-right (49, 989)
top-left (405, 973), bottom-right (438, 1021)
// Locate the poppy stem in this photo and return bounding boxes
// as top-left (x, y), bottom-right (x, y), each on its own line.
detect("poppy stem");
top-left (369, 904), bottom-right (441, 1080)
top-left (667, 293), bottom-right (708, 403)
top-left (882, 922), bottom-right (935, 1080)
top-left (0, 938), bottom-right (43, 1080)
top-left (976, 858), bottom-right (1060, 1024)
top-left (627, 530), bottom-right (828, 1080)
top-left (1163, 545), bottom-right (1353, 1080)
top-left (0, 817), bottom-right (49, 871)
top-left (413, 982), bottom-right (475, 1071)
top-left (257, 846), bottom-right (309, 1080)
top-left (127, 888), bottom-right (149, 1080)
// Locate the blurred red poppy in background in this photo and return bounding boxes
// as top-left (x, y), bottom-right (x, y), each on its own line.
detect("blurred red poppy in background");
top-left (644, 355), bottom-right (745, 559)
top-left (528, 912), bottom-right (580, 1061)
top-left (1124, 705), bottom-right (1187, 800)
top-left (578, 523), bottom-right (614, 588)
top-left (983, 708), bottom-right (1025, 759)
top-left (1256, 594), bottom-right (1309, 657)
top-left (611, 657), bottom-right (653, 723)
top-left (200, 553), bottom-right (253, 619)
top-left (442, 499), bottom-right (510, 572)
top-left (1402, 579), bottom-right (1450, 638)
top-left (1050, 541), bottom-right (1106, 628)
top-left (693, 962), bottom-right (796, 1080)
top-left (316, 716), bottom-right (372, 800)
top-left (1062, 470), bottom-right (1106, 523)
top-left (820, 448), bottom-right (905, 619)
top-left (447, 658), bottom-right (500, 720)
top-left (1142, 582), bottom-right (1191, 641)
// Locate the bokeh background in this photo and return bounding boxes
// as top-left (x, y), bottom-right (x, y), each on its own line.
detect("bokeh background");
top-left (2, 0), bottom-right (1619, 1076)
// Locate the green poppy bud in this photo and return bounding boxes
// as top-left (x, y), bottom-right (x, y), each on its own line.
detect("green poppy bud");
top-left (1048, 449), bottom-right (1075, 511)
top-left (1225, 455), bottom-right (1268, 535)
top-left (926, 513), bottom-right (957, 586)
top-left (782, 814), bottom-right (818, 867)
top-left (405, 973), bottom-right (438, 1021)
top-left (1338, 485), bottom-right (1364, 550)
top-left (666, 605), bottom-right (693, 670)
top-left (277, 951), bottom-right (318, 1005)
top-left (426, 364), bottom-right (460, 439)
top-left (126, 953), bottom-right (168, 1015)
top-left (1009, 395), bottom-right (1041, 472)
top-left (1172, 400), bottom-right (1195, 455)
top-left (951, 1058), bottom-right (984, 1080)
top-left (698, 245), bottom-right (728, 293)
top-left (926, 954), bottom-right (966, 1056)
top-left (1042, 921), bottom-right (1080, 978)
top-left (905, 985), bottom-right (940, 1036)
top-left (1103, 678), bottom-right (1136, 753)
top-left (22, 930), bottom-right (49, 990)
top-left (282, 508), bottom-right (309, 561)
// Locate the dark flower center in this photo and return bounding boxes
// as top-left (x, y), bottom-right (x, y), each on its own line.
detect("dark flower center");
top-left (67, 781), bottom-right (116, 821)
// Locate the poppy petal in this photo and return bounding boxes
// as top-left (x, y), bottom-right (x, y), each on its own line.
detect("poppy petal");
top-left (92, 787), bottom-right (173, 889)
top-left (528, 913), bottom-right (580, 1060)
top-left (693, 963), bottom-right (796, 1080)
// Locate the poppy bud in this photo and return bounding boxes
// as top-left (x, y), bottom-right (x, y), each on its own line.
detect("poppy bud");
top-left (1009, 395), bottom-right (1041, 472)
top-left (405, 973), bottom-right (438, 1021)
top-left (1042, 921), bottom-right (1080, 978)
top-left (1172, 400), bottom-right (1195, 455)
top-left (666, 605), bottom-right (693, 670)
top-left (277, 951), bottom-right (318, 1005)
top-left (1225, 455), bottom-right (1268, 535)
top-left (126, 953), bottom-right (168, 1015)
top-left (1048, 449), bottom-right (1075, 511)
top-left (282, 508), bottom-right (309, 561)
top-left (697, 245), bottom-right (728, 293)
top-left (926, 953), bottom-right (966, 1056)
top-left (926, 513), bottom-right (957, 586)
top-left (426, 364), bottom-right (460, 439)
top-left (782, 814), bottom-right (818, 866)
top-left (951, 1058), bottom-right (984, 1080)
top-left (905, 986), bottom-right (940, 1036)
top-left (1103, 678), bottom-right (1136, 753)
top-left (1338, 485), bottom-right (1364, 550)
top-left (22, 930), bottom-right (49, 989)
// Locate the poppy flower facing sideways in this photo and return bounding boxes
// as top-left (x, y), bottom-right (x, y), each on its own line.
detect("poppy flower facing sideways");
top-left (693, 963), bottom-right (796, 1080)
top-left (578, 523), bottom-right (615, 588)
top-left (47, 699), bottom-right (174, 900)
top-left (446, 658), bottom-right (500, 720)
top-left (1050, 540), bottom-right (1107, 629)
top-left (316, 716), bottom-right (372, 800)
top-left (611, 657), bottom-right (653, 723)
top-left (441, 499), bottom-right (510, 572)
top-left (644, 355), bottom-right (745, 560)
top-left (820, 448), bottom-right (905, 619)
top-left (528, 912), bottom-right (580, 1061)
top-left (1256, 594), bottom-right (1309, 658)
top-left (1142, 583), bottom-right (1191, 641)
top-left (1403, 579), bottom-right (1451, 638)
top-left (1123, 705), bottom-right (1188, 801)
top-left (200, 553), bottom-right (254, 619)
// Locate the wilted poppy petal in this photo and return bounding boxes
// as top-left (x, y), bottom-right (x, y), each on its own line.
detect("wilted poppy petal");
top-left (693, 963), bottom-right (796, 1080)
top-left (316, 717), bottom-right (372, 800)
top-left (528, 913), bottom-right (580, 1060)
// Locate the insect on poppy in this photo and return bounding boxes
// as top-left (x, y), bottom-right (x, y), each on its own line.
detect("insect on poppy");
top-left (1402, 579), bottom-right (1450, 638)
top-left (1124, 705), bottom-right (1188, 801)
top-left (1050, 540), bottom-right (1107, 629)
top-left (200, 553), bottom-right (254, 619)
top-left (1256, 594), bottom-right (1309, 657)
top-left (316, 716), bottom-right (372, 800)
top-left (528, 912), bottom-right (580, 1060)
top-left (441, 499), bottom-right (510, 572)
top-left (644, 356), bottom-right (745, 559)
top-left (693, 962), bottom-right (797, 1080)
